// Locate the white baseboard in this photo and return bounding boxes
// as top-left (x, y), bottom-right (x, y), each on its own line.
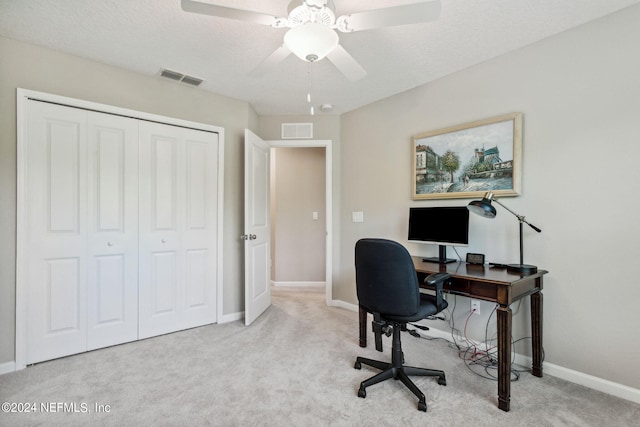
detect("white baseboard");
top-left (539, 360), bottom-right (640, 404)
top-left (271, 281), bottom-right (325, 289)
top-left (330, 299), bottom-right (358, 312)
top-left (331, 298), bottom-right (640, 406)
top-left (0, 361), bottom-right (16, 375)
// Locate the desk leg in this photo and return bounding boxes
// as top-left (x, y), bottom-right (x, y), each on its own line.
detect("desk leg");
top-left (497, 306), bottom-right (512, 412)
top-left (531, 291), bottom-right (543, 377)
top-left (359, 305), bottom-right (367, 348)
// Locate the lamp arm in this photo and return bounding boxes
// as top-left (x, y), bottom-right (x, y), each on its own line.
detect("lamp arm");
top-left (493, 199), bottom-right (542, 233)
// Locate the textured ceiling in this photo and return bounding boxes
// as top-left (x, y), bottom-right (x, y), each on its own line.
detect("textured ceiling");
top-left (1, 0), bottom-right (639, 115)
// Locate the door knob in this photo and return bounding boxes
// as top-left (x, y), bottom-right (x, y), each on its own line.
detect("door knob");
top-left (240, 235), bottom-right (248, 240)
top-left (249, 234), bottom-right (257, 240)
top-left (161, 239), bottom-right (167, 243)
top-left (107, 242), bottom-right (114, 247)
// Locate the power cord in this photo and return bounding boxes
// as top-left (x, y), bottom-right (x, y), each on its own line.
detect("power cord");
top-left (452, 246), bottom-right (464, 262)
top-left (408, 293), bottom-right (544, 382)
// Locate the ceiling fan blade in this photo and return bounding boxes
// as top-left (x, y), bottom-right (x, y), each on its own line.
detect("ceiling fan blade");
top-left (336, 0), bottom-right (441, 32)
top-left (326, 45), bottom-right (367, 82)
top-left (181, 0), bottom-right (286, 27)
top-left (250, 45), bottom-right (292, 77)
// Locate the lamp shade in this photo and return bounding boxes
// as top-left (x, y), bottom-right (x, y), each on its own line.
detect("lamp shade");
top-left (467, 196), bottom-right (497, 218)
top-left (284, 23), bottom-right (339, 62)
top-left (467, 191), bottom-right (541, 274)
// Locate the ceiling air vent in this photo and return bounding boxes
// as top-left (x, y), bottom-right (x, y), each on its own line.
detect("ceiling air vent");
top-left (159, 68), bottom-right (204, 87)
top-left (282, 123), bottom-right (313, 139)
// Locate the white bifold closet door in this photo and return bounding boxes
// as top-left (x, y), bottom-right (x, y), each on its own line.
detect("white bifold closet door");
top-left (24, 100), bottom-right (219, 364)
top-left (138, 121), bottom-right (219, 339)
top-left (26, 101), bottom-right (139, 364)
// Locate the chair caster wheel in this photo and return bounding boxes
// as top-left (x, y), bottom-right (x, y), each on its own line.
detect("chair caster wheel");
top-left (418, 401), bottom-right (427, 412)
top-left (438, 376), bottom-right (447, 386)
top-left (358, 388), bottom-right (366, 398)
top-left (354, 361), bottom-right (361, 370)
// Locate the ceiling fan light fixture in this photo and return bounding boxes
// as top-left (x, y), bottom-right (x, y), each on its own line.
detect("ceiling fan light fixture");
top-left (284, 23), bottom-right (339, 62)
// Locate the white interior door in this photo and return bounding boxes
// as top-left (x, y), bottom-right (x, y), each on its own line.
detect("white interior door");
top-left (138, 121), bottom-right (219, 338)
top-left (244, 130), bottom-right (271, 326)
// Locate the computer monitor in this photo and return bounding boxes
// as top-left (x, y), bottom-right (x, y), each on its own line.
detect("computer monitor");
top-left (408, 206), bottom-right (469, 264)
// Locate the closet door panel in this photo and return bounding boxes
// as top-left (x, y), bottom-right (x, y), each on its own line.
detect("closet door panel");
top-left (86, 112), bottom-right (139, 350)
top-left (152, 251), bottom-right (178, 313)
top-left (187, 140), bottom-right (207, 228)
top-left (152, 137), bottom-right (178, 230)
top-left (186, 250), bottom-right (207, 307)
top-left (48, 125), bottom-right (81, 232)
top-left (26, 102), bottom-right (88, 364)
top-left (93, 254), bottom-right (125, 320)
top-left (182, 131), bottom-right (218, 328)
top-left (139, 123), bottom-right (183, 338)
top-left (46, 258), bottom-right (82, 332)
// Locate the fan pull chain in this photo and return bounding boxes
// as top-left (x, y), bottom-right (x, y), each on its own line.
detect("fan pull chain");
top-left (307, 60), bottom-right (314, 115)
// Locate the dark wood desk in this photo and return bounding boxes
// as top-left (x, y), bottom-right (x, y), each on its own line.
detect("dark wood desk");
top-left (358, 257), bottom-right (548, 412)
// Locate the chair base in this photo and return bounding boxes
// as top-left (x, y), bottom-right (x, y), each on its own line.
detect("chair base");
top-left (354, 324), bottom-right (446, 412)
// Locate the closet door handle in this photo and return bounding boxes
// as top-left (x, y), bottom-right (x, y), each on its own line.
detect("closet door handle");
top-left (161, 239), bottom-right (167, 243)
top-left (107, 242), bottom-right (114, 247)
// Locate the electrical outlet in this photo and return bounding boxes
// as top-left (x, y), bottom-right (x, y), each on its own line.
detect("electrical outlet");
top-left (470, 299), bottom-right (481, 315)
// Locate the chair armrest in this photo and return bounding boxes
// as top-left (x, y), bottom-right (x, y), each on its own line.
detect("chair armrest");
top-left (424, 272), bottom-right (451, 311)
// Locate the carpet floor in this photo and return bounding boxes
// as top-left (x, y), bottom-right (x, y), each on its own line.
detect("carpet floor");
top-left (1, 288), bottom-right (638, 426)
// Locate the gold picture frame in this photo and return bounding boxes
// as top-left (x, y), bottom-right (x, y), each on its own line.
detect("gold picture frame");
top-left (412, 112), bottom-right (523, 200)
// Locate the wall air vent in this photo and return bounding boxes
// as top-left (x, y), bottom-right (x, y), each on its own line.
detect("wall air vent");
top-left (160, 68), bottom-right (183, 81)
top-left (282, 123), bottom-right (313, 139)
top-left (159, 68), bottom-right (204, 87)
top-left (181, 75), bottom-right (204, 86)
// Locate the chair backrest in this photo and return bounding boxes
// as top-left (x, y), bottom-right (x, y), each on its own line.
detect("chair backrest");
top-left (355, 238), bottom-right (420, 317)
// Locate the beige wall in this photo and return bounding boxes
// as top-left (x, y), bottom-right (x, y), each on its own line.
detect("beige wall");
top-left (338, 6), bottom-right (640, 389)
top-left (271, 147), bottom-right (326, 282)
top-left (0, 36), bottom-right (255, 364)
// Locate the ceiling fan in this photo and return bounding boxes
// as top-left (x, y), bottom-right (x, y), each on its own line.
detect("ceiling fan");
top-left (181, 0), bottom-right (441, 81)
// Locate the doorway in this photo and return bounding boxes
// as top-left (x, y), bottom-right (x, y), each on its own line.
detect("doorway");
top-left (269, 140), bottom-right (332, 305)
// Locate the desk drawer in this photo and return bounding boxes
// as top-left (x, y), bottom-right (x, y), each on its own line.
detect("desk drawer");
top-left (418, 272), bottom-right (541, 306)
top-left (418, 272), bottom-right (500, 303)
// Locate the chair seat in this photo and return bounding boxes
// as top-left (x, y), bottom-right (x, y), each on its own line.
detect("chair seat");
top-left (363, 294), bottom-right (447, 323)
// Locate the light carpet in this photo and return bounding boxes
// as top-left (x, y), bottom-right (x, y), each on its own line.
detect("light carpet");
top-left (1, 288), bottom-right (638, 426)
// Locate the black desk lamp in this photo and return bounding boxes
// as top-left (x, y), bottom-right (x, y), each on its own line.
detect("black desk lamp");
top-left (467, 192), bottom-right (542, 274)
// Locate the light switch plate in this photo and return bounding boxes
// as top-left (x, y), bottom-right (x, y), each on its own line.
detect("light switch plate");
top-left (352, 211), bottom-right (364, 223)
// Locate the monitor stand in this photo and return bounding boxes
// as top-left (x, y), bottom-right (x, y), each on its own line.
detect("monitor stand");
top-left (422, 245), bottom-right (456, 264)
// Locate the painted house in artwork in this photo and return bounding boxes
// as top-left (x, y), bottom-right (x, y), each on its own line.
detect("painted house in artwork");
top-left (415, 145), bottom-right (446, 183)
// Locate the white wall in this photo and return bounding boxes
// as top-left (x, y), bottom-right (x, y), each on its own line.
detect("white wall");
top-left (0, 36), bottom-right (255, 365)
top-left (338, 5), bottom-right (640, 390)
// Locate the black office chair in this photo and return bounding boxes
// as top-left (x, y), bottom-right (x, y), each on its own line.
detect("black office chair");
top-left (353, 238), bottom-right (451, 412)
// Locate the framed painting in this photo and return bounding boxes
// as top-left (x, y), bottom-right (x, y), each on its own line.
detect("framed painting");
top-left (412, 112), bottom-right (522, 200)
